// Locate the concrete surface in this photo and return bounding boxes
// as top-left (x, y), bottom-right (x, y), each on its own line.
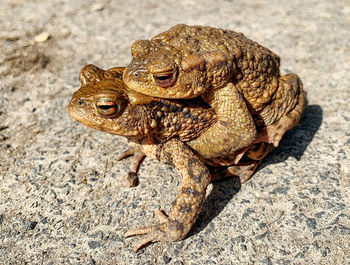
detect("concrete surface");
top-left (0, 0), bottom-right (349, 264)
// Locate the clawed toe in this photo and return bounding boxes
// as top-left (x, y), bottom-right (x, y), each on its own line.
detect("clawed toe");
top-left (124, 223), bottom-right (166, 252)
top-left (124, 225), bottom-right (156, 238)
top-left (124, 210), bottom-right (176, 252)
top-left (121, 172), bottom-right (139, 187)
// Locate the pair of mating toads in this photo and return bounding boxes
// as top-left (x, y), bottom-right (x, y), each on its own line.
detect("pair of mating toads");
top-left (68, 24), bottom-right (306, 252)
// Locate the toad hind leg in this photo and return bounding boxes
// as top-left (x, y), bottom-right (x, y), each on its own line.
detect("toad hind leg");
top-left (124, 139), bottom-right (211, 252)
top-left (210, 161), bottom-right (259, 184)
top-left (257, 73), bottom-right (306, 147)
top-left (210, 142), bottom-right (274, 184)
top-left (187, 82), bottom-right (257, 158)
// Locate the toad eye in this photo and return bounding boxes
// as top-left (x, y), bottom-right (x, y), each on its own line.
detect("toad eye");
top-left (94, 99), bottom-right (120, 117)
top-left (152, 71), bottom-right (177, 88)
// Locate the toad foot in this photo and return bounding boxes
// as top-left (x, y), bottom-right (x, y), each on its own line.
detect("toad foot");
top-left (125, 210), bottom-right (183, 252)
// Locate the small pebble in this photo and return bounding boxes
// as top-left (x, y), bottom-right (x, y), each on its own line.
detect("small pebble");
top-left (158, 255), bottom-right (171, 264)
top-left (91, 3), bottom-right (104, 12)
top-left (306, 218), bottom-right (317, 230)
top-left (34, 32), bottom-right (50, 43)
top-left (88, 241), bottom-right (100, 249)
top-left (25, 221), bottom-right (38, 230)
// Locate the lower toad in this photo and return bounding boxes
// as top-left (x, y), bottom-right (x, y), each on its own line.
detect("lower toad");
top-left (68, 64), bottom-right (303, 252)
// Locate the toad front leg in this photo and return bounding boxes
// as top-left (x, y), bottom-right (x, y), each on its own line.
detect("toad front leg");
top-left (117, 143), bottom-right (146, 187)
top-left (187, 82), bottom-right (257, 158)
top-left (124, 138), bottom-right (211, 252)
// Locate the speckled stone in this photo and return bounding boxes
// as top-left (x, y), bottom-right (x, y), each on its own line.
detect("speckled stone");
top-left (0, 0), bottom-right (349, 264)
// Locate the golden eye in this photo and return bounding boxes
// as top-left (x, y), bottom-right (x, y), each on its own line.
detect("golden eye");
top-left (152, 71), bottom-right (177, 88)
top-left (94, 98), bottom-right (120, 117)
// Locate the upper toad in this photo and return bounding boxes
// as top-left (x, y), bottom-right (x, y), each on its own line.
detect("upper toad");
top-left (123, 24), bottom-right (305, 159)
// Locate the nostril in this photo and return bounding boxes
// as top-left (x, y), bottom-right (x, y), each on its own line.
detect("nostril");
top-left (130, 68), bottom-right (147, 79)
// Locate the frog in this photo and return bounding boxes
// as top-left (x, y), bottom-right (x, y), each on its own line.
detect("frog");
top-left (68, 64), bottom-right (276, 252)
top-left (123, 24), bottom-right (306, 159)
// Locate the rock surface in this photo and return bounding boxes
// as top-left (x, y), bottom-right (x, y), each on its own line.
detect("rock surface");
top-left (0, 0), bottom-right (349, 264)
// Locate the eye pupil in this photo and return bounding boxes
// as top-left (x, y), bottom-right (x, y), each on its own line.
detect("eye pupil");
top-left (95, 99), bottom-right (120, 117)
top-left (155, 74), bottom-right (172, 81)
top-left (99, 105), bottom-right (113, 110)
top-left (77, 100), bottom-right (83, 105)
top-left (153, 71), bottom-right (176, 88)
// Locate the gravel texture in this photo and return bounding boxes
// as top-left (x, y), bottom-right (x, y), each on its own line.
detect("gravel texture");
top-left (0, 0), bottom-right (349, 264)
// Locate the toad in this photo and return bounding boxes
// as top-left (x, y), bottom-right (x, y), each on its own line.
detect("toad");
top-left (68, 65), bottom-right (276, 252)
top-left (123, 24), bottom-right (305, 159)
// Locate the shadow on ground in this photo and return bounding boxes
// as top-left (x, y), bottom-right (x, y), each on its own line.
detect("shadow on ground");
top-left (266, 104), bottom-right (323, 162)
top-left (191, 104), bottom-right (323, 235)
